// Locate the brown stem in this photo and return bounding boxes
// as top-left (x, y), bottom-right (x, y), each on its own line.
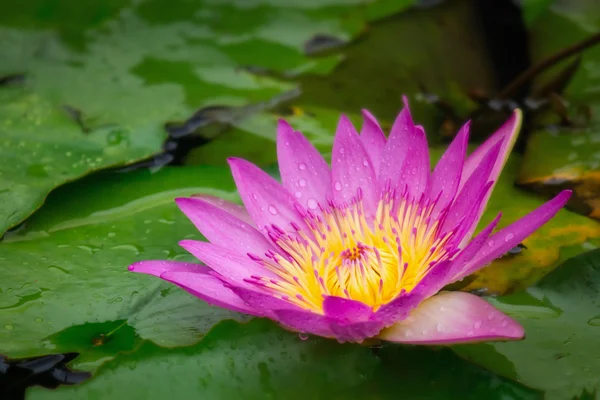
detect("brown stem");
top-left (497, 31), bottom-right (600, 99)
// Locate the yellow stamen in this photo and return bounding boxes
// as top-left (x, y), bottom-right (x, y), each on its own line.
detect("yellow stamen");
top-left (253, 195), bottom-right (455, 313)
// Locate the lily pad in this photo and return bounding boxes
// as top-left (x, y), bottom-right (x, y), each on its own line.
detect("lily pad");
top-left (28, 319), bottom-right (539, 400)
top-left (517, 0), bottom-right (600, 220)
top-left (0, 166), bottom-right (249, 365)
top-left (0, 0), bottom-right (411, 236)
top-left (454, 248), bottom-right (600, 400)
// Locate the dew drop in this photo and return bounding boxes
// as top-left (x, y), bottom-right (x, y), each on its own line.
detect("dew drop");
top-left (436, 323), bottom-right (444, 332)
top-left (487, 313), bottom-right (495, 321)
top-left (34, 317), bottom-right (43, 323)
top-left (298, 163), bottom-right (307, 170)
top-left (299, 333), bottom-right (308, 341)
top-left (505, 233), bottom-right (514, 241)
top-left (501, 320), bottom-right (508, 327)
top-left (298, 178), bottom-right (307, 187)
top-left (307, 199), bottom-right (318, 209)
top-left (339, 147), bottom-right (345, 154)
top-left (4, 324), bottom-right (14, 330)
top-left (268, 205), bottom-right (278, 215)
top-left (411, 168), bottom-right (417, 175)
top-left (488, 240), bottom-right (495, 247)
top-left (334, 181), bottom-right (342, 191)
top-left (252, 194), bottom-right (258, 200)
top-left (294, 191), bottom-right (302, 199)
top-left (363, 160), bottom-right (369, 167)
top-left (474, 321), bottom-right (482, 329)
top-left (404, 330), bottom-right (412, 337)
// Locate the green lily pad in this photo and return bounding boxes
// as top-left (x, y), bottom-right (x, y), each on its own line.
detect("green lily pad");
top-left (455, 248), bottom-right (600, 400)
top-left (28, 319), bottom-right (539, 400)
top-left (0, 166), bottom-right (249, 366)
top-left (0, 0), bottom-right (413, 236)
top-left (517, 0), bottom-right (600, 220)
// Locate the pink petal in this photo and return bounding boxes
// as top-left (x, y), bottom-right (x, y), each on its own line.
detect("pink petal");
top-left (378, 291), bottom-right (524, 345)
top-left (229, 286), bottom-right (299, 319)
top-left (129, 260), bottom-right (256, 315)
top-left (428, 121), bottom-right (469, 215)
top-left (328, 320), bottom-right (385, 343)
top-left (447, 213), bottom-right (502, 282)
top-left (457, 190), bottom-right (572, 280)
top-left (322, 296), bottom-right (374, 322)
top-left (228, 157), bottom-right (308, 235)
top-left (179, 240), bottom-right (277, 285)
top-left (190, 194), bottom-right (253, 225)
top-left (378, 97), bottom-right (415, 190)
top-left (175, 197), bottom-right (273, 255)
top-left (458, 110), bottom-right (523, 229)
top-left (374, 260), bottom-right (452, 326)
top-left (397, 125), bottom-right (430, 199)
top-left (441, 140), bottom-right (502, 239)
top-left (276, 120), bottom-right (331, 211)
top-left (273, 309), bottom-right (335, 338)
top-left (461, 109), bottom-right (522, 189)
top-left (331, 115), bottom-right (377, 214)
top-left (359, 109), bottom-right (387, 172)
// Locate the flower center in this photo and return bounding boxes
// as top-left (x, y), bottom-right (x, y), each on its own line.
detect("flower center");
top-left (248, 192), bottom-right (456, 313)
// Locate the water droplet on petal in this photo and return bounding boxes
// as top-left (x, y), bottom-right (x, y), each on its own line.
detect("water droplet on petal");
top-left (501, 320), bottom-right (508, 327)
top-left (404, 330), bottom-right (412, 337)
top-left (307, 198), bottom-right (318, 209)
top-left (411, 168), bottom-right (417, 175)
top-left (298, 163), bottom-right (307, 170)
top-left (268, 205), bottom-right (278, 215)
top-left (505, 233), bottom-right (514, 241)
top-left (363, 160), bottom-right (369, 167)
top-left (487, 313), bottom-right (495, 321)
top-left (334, 181), bottom-right (342, 191)
top-left (339, 147), bottom-right (345, 154)
top-left (294, 191), bottom-right (302, 198)
top-left (298, 178), bottom-right (307, 187)
top-left (252, 194), bottom-right (258, 200)
top-left (488, 240), bottom-right (495, 247)
top-left (474, 321), bottom-right (482, 329)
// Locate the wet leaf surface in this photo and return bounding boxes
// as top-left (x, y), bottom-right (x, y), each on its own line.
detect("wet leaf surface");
top-left (455, 248), bottom-right (600, 400)
top-left (0, 166), bottom-right (248, 364)
top-left (0, 0), bottom-right (410, 236)
top-left (28, 319), bottom-right (539, 400)
top-left (517, 0), bottom-right (600, 220)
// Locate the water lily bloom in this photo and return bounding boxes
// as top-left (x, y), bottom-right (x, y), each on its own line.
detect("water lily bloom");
top-left (130, 99), bottom-right (571, 344)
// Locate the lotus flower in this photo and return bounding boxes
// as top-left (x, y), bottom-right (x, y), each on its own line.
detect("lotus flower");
top-left (129, 99), bottom-right (571, 344)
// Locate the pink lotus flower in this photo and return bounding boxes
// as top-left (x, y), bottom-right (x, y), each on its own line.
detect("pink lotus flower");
top-left (130, 99), bottom-right (571, 344)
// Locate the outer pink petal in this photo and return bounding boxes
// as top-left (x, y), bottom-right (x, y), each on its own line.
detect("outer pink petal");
top-left (190, 194), bottom-right (253, 225)
top-left (427, 121), bottom-right (469, 215)
top-left (441, 140), bottom-right (502, 239)
top-left (276, 120), bottom-right (331, 211)
top-left (179, 240), bottom-right (277, 284)
top-left (377, 291), bottom-right (524, 344)
top-left (458, 110), bottom-right (523, 230)
top-left (229, 286), bottom-right (298, 319)
top-left (378, 96), bottom-right (415, 190)
top-left (397, 125), bottom-right (430, 199)
top-left (456, 190), bottom-right (572, 281)
top-left (129, 260), bottom-right (256, 315)
top-left (273, 309), bottom-right (336, 338)
top-left (359, 110), bottom-right (386, 172)
top-left (175, 197), bottom-right (273, 255)
top-left (328, 320), bottom-right (384, 343)
top-left (228, 157), bottom-right (308, 234)
top-left (331, 115), bottom-right (377, 214)
top-left (322, 296), bottom-right (374, 322)
top-left (461, 109), bottom-right (523, 189)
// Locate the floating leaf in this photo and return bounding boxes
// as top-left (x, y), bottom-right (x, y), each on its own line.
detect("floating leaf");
top-left (455, 249), bottom-right (600, 400)
top-left (0, 166), bottom-right (248, 365)
top-left (28, 320), bottom-right (538, 400)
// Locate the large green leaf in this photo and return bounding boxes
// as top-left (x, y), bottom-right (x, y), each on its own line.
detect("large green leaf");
top-left (0, 166), bottom-right (248, 365)
top-left (455, 249), bottom-right (600, 399)
top-left (28, 319), bottom-right (539, 400)
top-left (517, 0), bottom-right (600, 220)
top-left (0, 0), bottom-right (414, 235)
